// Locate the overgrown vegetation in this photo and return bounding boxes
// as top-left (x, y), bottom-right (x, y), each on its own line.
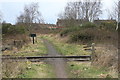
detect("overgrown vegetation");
top-left (2, 36), bottom-right (54, 78)
top-left (2, 60), bottom-right (55, 78)
top-left (60, 26), bottom-right (81, 37)
top-left (2, 37), bottom-right (47, 56)
top-left (68, 62), bottom-right (117, 78)
top-left (2, 59), bottom-right (27, 78)
top-left (59, 21), bottom-right (118, 77)
top-left (99, 21), bottom-right (117, 31)
top-left (41, 34), bottom-right (90, 56)
top-left (81, 22), bottom-right (96, 28)
top-left (41, 34), bottom-right (118, 78)
top-left (2, 23), bottom-right (26, 35)
top-left (60, 22), bottom-right (117, 45)
top-left (2, 23), bottom-right (30, 51)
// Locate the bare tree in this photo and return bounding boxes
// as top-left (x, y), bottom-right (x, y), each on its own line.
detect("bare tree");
top-left (17, 3), bottom-right (44, 24)
top-left (17, 13), bottom-right (25, 23)
top-left (16, 3), bottom-right (44, 33)
top-left (108, 0), bottom-right (120, 30)
top-left (108, 1), bottom-right (119, 20)
top-left (59, 0), bottom-right (102, 22)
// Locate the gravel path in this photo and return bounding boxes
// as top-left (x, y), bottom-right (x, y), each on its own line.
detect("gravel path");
top-left (43, 39), bottom-right (68, 78)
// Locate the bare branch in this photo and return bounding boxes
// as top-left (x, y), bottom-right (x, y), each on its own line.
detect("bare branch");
top-left (16, 2), bottom-right (44, 24)
top-left (59, 0), bottom-right (102, 22)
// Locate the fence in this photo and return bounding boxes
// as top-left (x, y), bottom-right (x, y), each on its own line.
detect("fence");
top-left (83, 43), bottom-right (96, 64)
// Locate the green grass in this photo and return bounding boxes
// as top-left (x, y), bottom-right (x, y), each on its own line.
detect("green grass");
top-left (67, 62), bottom-right (113, 78)
top-left (18, 62), bottom-right (56, 78)
top-left (2, 35), bottom-right (55, 78)
top-left (41, 35), bottom-right (90, 56)
top-left (40, 34), bottom-right (118, 78)
top-left (3, 37), bottom-right (47, 56)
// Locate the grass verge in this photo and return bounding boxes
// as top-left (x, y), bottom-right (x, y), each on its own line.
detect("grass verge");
top-left (3, 37), bottom-right (47, 56)
top-left (40, 34), bottom-right (118, 78)
top-left (67, 61), bottom-right (116, 78)
top-left (41, 34), bottom-right (90, 56)
top-left (18, 62), bottom-right (56, 78)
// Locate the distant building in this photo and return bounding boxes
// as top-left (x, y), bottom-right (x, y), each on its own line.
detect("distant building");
top-left (48, 26), bottom-right (64, 29)
top-left (38, 23), bottom-right (56, 28)
top-left (56, 18), bottom-right (117, 27)
top-left (56, 19), bottom-right (88, 27)
top-left (94, 19), bottom-right (117, 25)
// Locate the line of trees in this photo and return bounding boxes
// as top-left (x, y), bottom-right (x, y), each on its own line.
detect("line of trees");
top-left (1, 3), bottom-right (44, 35)
top-left (58, 0), bottom-right (120, 30)
top-left (1, 1), bottom-right (119, 31)
top-left (58, 0), bottom-right (102, 22)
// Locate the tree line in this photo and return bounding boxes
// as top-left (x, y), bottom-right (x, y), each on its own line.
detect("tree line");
top-left (58, 0), bottom-right (102, 22)
top-left (0, 0), bottom-right (119, 31)
top-left (58, 0), bottom-right (119, 30)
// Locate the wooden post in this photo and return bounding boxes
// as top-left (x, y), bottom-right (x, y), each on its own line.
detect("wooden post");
top-left (36, 36), bottom-right (37, 43)
top-left (30, 34), bottom-right (36, 44)
top-left (13, 40), bottom-right (16, 46)
top-left (33, 37), bottom-right (35, 44)
top-left (91, 43), bottom-right (95, 65)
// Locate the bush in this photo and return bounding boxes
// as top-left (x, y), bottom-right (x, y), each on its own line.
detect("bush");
top-left (70, 31), bottom-right (94, 43)
top-left (60, 26), bottom-right (80, 37)
top-left (2, 23), bottom-right (26, 35)
top-left (60, 22), bottom-right (97, 37)
top-left (2, 23), bottom-right (11, 34)
top-left (14, 26), bottom-right (26, 34)
top-left (81, 22), bottom-right (96, 28)
top-left (100, 22), bottom-right (117, 31)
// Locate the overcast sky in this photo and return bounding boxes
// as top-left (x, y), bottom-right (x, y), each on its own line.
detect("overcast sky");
top-left (0, 0), bottom-right (118, 24)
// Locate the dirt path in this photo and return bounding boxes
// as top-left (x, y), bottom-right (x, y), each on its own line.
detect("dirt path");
top-left (43, 39), bottom-right (68, 78)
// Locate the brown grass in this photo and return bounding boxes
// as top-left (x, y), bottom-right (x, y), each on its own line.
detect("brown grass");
top-left (2, 34), bottom-right (30, 51)
top-left (2, 59), bottom-right (27, 78)
top-left (93, 44), bottom-right (118, 73)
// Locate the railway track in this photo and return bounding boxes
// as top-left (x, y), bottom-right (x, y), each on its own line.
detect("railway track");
top-left (2, 55), bottom-right (91, 62)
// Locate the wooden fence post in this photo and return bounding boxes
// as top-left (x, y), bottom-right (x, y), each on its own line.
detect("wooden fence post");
top-left (91, 43), bottom-right (95, 65)
top-left (13, 40), bottom-right (16, 46)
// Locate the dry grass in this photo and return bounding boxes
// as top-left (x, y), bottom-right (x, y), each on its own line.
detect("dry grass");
top-left (93, 44), bottom-right (118, 76)
top-left (2, 34), bottom-right (30, 44)
top-left (2, 36), bottom-right (47, 56)
top-left (2, 59), bottom-right (27, 78)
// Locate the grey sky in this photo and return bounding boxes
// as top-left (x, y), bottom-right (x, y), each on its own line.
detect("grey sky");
top-left (0, 0), bottom-right (118, 24)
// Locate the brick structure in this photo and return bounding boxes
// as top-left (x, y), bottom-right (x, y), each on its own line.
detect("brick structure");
top-left (56, 19), bottom-right (88, 27)
top-left (94, 19), bottom-right (117, 25)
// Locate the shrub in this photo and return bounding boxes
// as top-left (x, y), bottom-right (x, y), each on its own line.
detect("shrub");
top-left (100, 22), bottom-right (117, 31)
top-left (81, 22), bottom-right (96, 28)
top-left (2, 23), bottom-right (26, 35)
top-left (60, 22), bottom-right (97, 37)
top-left (60, 29), bottom-right (71, 36)
top-left (2, 23), bottom-right (11, 34)
top-left (60, 26), bottom-right (81, 37)
top-left (14, 26), bottom-right (26, 34)
top-left (70, 31), bottom-right (94, 43)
